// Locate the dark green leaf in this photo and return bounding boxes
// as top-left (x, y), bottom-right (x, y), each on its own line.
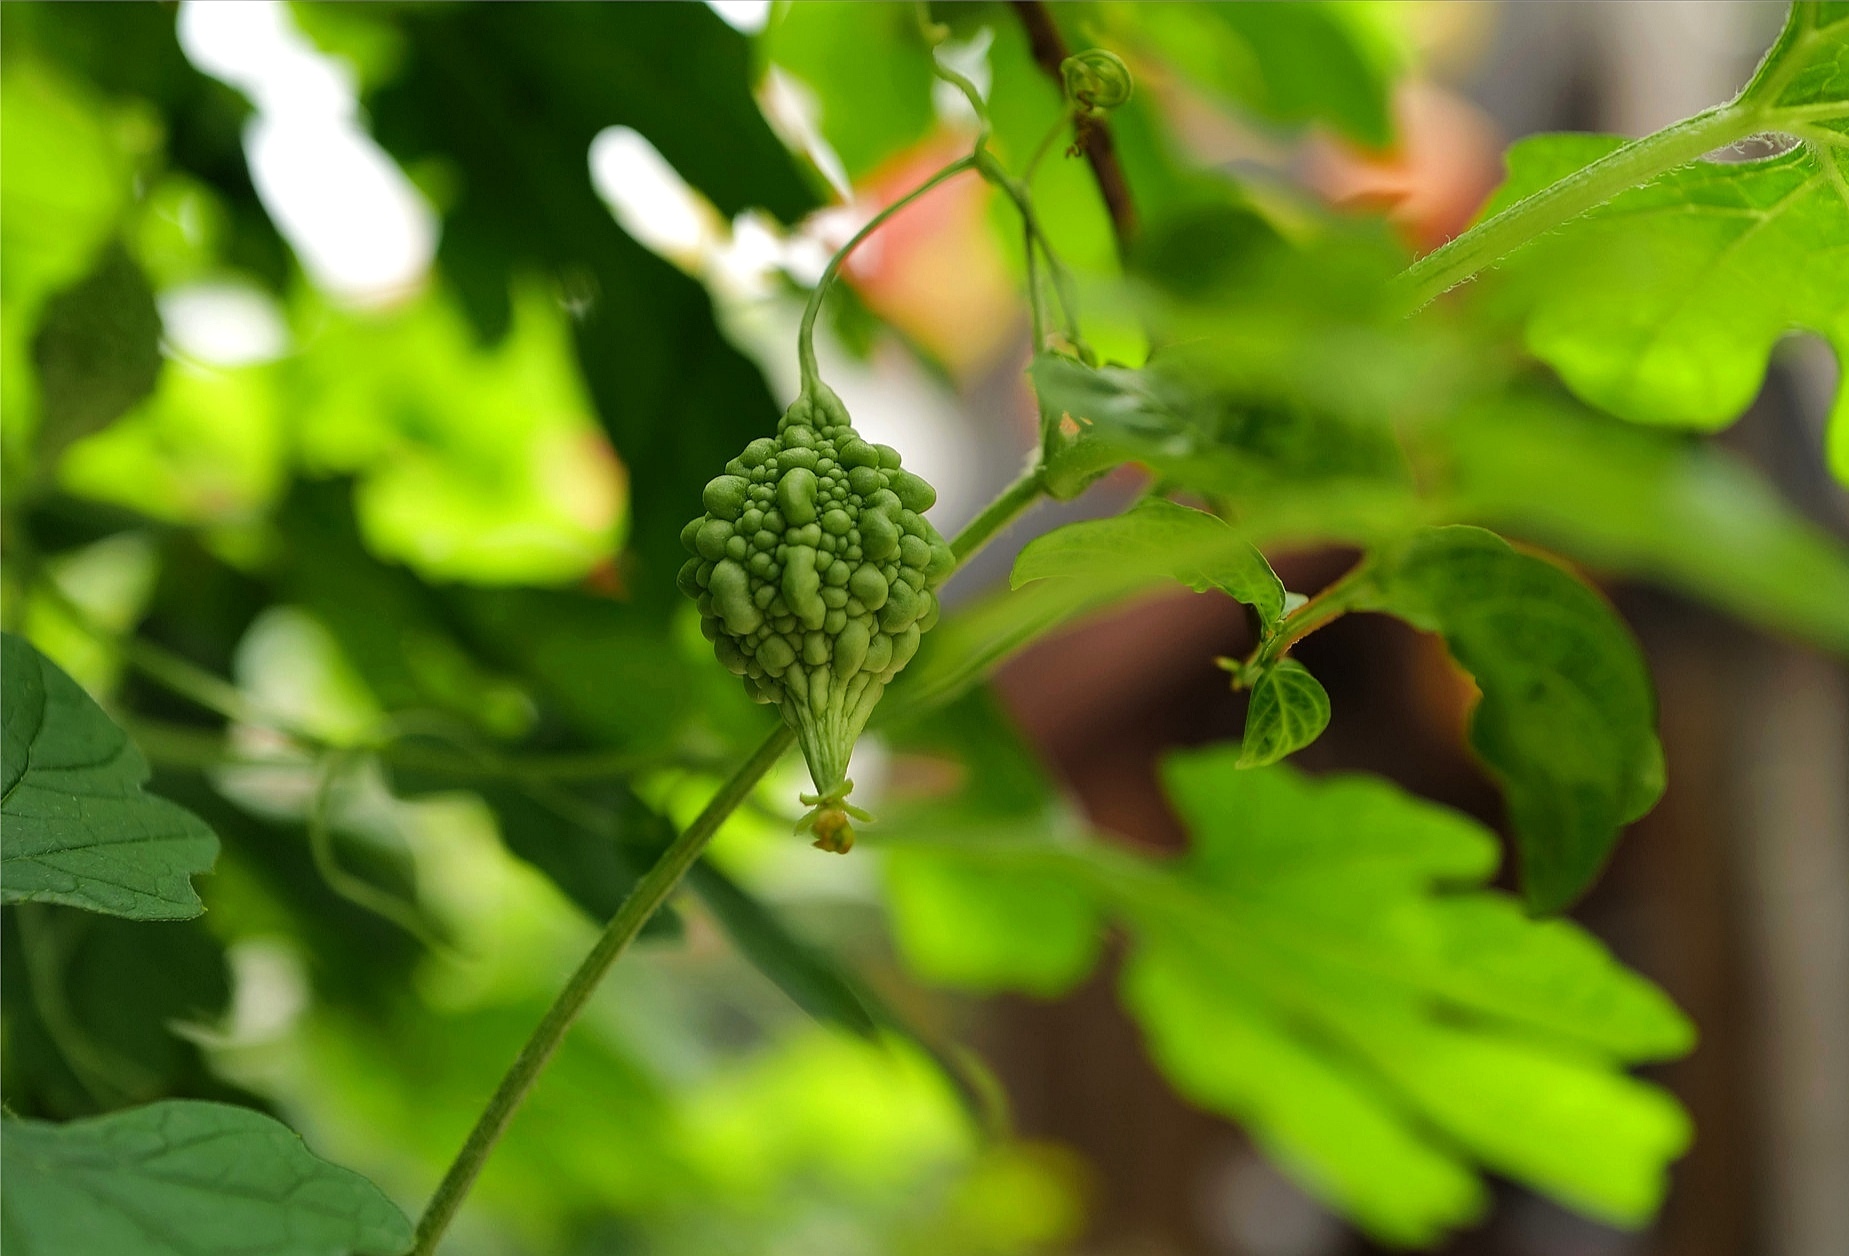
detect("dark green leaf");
top-left (685, 861), bottom-right (878, 1038)
top-left (1360, 527), bottom-right (1663, 911)
top-left (1439, 393), bottom-right (1849, 655)
top-left (0, 906), bottom-right (238, 1119)
top-left (367, 3), bottom-right (815, 600)
top-left (2, 634), bottom-right (218, 919)
top-left (30, 242), bottom-right (161, 462)
top-left (1237, 659), bottom-right (1330, 768)
top-left (1, 1100), bottom-right (412, 1256)
top-left (1012, 497), bottom-right (1287, 630)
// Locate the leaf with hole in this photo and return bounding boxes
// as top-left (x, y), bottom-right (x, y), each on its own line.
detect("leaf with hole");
top-left (1473, 2), bottom-right (1849, 477)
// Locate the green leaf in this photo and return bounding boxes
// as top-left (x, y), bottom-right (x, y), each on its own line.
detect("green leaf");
top-left (1739, 1), bottom-right (1849, 127)
top-left (0, 1100), bottom-right (412, 1256)
top-left (879, 578), bottom-right (1109, 727)
top-left (1099, 1), bottom-right (1402, 147)
top-left (1488, 135), bottom-right (1849, 444)
top-left (1030, 348), bottom-right (1418, 544)
top-left (1468, 3), bottom-right (1849, 470)
top-left (0, 906), bottom-right (237, 1118)
top-left (1359, 527), bottom-right (1663, 912)
top-left (760, 2), bottom-right (935, 181)
top-left (1012, 497), bottom-right (1288, 630)
top-left (878, 752), bottom-right (1693, 1246)
top-left (1237, 659), bottom-right (1331, 768)
top-left (878, 692), bottom-right (1103, 999)
top-left (30, 242), bottom-right (162, 464)
top-left (2, 633), bottom-right (218, 920)
top-left (886, 836), bottom-right (1104, 999)
top-left (1439, 393), bottom-right (1849, 655)
top-left (684, 861), bottom-right (879, 1038)
top-left (367, 2), bottom-right (816, 604)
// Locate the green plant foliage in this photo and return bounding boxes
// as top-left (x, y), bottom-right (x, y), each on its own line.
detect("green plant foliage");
top-left (362, 2), bottom-right (815, 599)
top-left (1, 634), bottom-right (218, 919)
top-left (1743, 0), bottom-right (1849, 128)
top-left (1359, 527), bottom-right (1664, 912)
top-left (1029, 306), bottom-right (1849, 654)
top-left (0, 1100), bottom-right (413, 1256)
top-left (1437, 392), bottom-right (1849, 655)
top-left (1485, 134), bottom-right (1849, 442)
top-left (1455, 1), bottom-right (1849, 478)
top-left (887, 848), bottom-right (1104, 998)
top-left (679, 383), bottom-right (955, 834)
top-left (761, 1), bottom-right (937, 182)
top-left (288, 289), bottom-right (624, 586)
top-left (28, 242), bottom-right (161, 466)
top-left (10, 1), bottom-right (1848, 1250)
top-left (0, 906), bottom-right (237, 1120)
top-left (883, 749), bottom-right (1693, 1246)
top-left (1010, 496), bottom-right (1287, 630)
top-left (1237, 659), bottom-right (1331, 768)
top-left (1097, 1), bottom-right (1402, 147)
top-left (683, 860), bottom-right (880, 1038)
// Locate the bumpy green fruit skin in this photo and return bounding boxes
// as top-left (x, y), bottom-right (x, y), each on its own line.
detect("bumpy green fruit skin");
top-left (679, 385), bottom-right (953, 807)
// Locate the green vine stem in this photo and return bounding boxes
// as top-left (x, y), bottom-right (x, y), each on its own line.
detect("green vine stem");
top-left (408, 724), bottom-right (796, 1255)
top-left (1239, 559), bottom-right (1377, 678)
top-left (1395, 103), bottom-right (1754, 309)
top-left (949, 463), bottom-right (1046, 565)
top-left (410, 462), bottom-right (1050, 1252)
top-left (797, 155), bottom-right (978, 395)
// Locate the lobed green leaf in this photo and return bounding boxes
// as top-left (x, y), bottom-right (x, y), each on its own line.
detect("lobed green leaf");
top-left (878, 748), bottom-right (1693, 1245)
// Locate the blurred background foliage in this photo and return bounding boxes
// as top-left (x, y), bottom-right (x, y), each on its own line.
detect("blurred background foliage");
top-left (2, 3), bottom-right (1846, 1255)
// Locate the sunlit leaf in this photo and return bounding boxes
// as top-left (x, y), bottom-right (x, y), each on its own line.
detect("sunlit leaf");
top-left (0, 1100), bottom-right (412, 1256)
top-left (879, 751), bottom-right (1693, 1246)
top-left (760, 2), bottom-right (935, 181)
top-left (367, 2), bottom-right (814, 601)
top-left (1487, 136), bottom-right (1849, 445)
top-left (1099, 1), bottom-right (1403, 147)
top-left (1359, 527), bottom-right (1663, 911)
top-left (1739, 1), bottom-right (1849, 128)
top-left (1237, 659), bottom-right (1330, 768)
top-left (1467, 4), bottom-right (1849, 475)
top-left (289, 289), bottom-right (623, 587)
top-left (2, 633), bottom-right (218, 920)
top-left (886, 834), bottom-right (1104, 998)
